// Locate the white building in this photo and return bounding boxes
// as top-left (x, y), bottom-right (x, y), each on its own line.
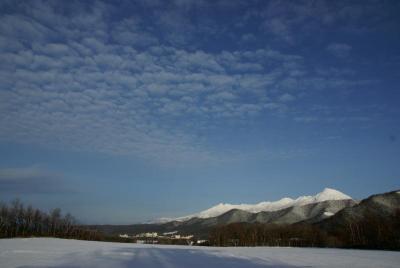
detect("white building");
top-left (137, 232), bottom-right (158, 238)
top-left (119, 234), bottom-right (129, 238)
top-left (163, 231), bottom-right (178, 236)
top-left (171, 234), bottom-right (193, 240)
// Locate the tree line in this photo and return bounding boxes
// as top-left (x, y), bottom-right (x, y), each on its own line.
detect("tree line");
top-left (209, 209), bottom-right (400, 250)
top-left (209, 223), bottom-right (327, 247)
top-left (0, 199), bottom-right (103, 241)
top-left (330, 209), bottom-right (400, 250)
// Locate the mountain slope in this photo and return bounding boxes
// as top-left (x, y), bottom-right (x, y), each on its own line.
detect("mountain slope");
top-left (317, 190), bottom-right (400, 232)
top-left (186, 199), bottom-right (356, 227)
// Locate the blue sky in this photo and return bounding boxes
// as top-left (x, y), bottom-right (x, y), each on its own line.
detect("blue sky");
top-left (0, 0), bottom-right (399, 224)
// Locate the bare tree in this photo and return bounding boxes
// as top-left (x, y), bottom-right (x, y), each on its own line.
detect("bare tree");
top-left (0, 200), bottom-right (104, 242)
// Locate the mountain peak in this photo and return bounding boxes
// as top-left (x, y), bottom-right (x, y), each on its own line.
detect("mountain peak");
top-left (315, 188), bottom-right (352, 202)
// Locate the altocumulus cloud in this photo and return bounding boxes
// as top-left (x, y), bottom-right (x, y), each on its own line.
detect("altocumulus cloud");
top-left (0, 0), bottom-right (394, 165)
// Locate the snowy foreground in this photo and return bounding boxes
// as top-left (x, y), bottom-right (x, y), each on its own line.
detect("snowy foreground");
top-left (1, 238), bottom-right (399, 268)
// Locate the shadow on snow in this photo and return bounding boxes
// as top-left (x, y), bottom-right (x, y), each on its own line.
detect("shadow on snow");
top-left (18, 246), bottom-right (304, 268)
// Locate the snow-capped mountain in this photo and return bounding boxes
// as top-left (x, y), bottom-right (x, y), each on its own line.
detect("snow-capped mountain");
top-left (89, 189), bottom-right (397, 239)
top-left (162, 188), bottom-right (352, 222)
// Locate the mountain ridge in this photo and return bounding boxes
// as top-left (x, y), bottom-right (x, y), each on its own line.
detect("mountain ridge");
top-left (156, 188), bottom-right (352, 223)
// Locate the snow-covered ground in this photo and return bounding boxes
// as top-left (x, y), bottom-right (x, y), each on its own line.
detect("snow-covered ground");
top-left (1, 238), bottom-right (399, 268)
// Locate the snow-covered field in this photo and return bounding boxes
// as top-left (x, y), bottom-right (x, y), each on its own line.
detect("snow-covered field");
top-left (1, 238), bottom-right (399, 268)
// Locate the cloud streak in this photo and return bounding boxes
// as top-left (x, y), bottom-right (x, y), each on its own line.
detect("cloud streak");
top-left (0, 166), bottom-right (72, 194)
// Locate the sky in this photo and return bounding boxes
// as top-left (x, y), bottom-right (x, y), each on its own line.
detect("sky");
top-left (0, 0), bottom-right (399, 224)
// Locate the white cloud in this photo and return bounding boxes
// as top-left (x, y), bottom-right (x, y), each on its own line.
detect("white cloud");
top-left (241, 33), bottom-right (256, 43)
top-left (0, 1), bottom-right (378, 166)
top-left (207, 91), bottom-right (236, 102)
top-left (279, 93), bottom-right (295, 102)
top-left (262, 18), bottom-right (293, 43)
top-left (326, 43), bottom-right (352, 58)
top-left (294, 116), bottom-right (319, 123)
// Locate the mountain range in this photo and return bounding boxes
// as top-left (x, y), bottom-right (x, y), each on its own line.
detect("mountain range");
top-left (92, 188), bottom-right (387, 237)
top-left (158, 188), bottom-right (353, 223)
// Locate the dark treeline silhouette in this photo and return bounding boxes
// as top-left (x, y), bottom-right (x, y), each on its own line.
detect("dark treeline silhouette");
top-left (0, 199), bottom-right (103, 241)
top-left (209, 209), bottom-right (400, 250)
top-left (209, 223), bottom-right (327, 247)
top-left (329, 209), bottom-right (400, 250)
